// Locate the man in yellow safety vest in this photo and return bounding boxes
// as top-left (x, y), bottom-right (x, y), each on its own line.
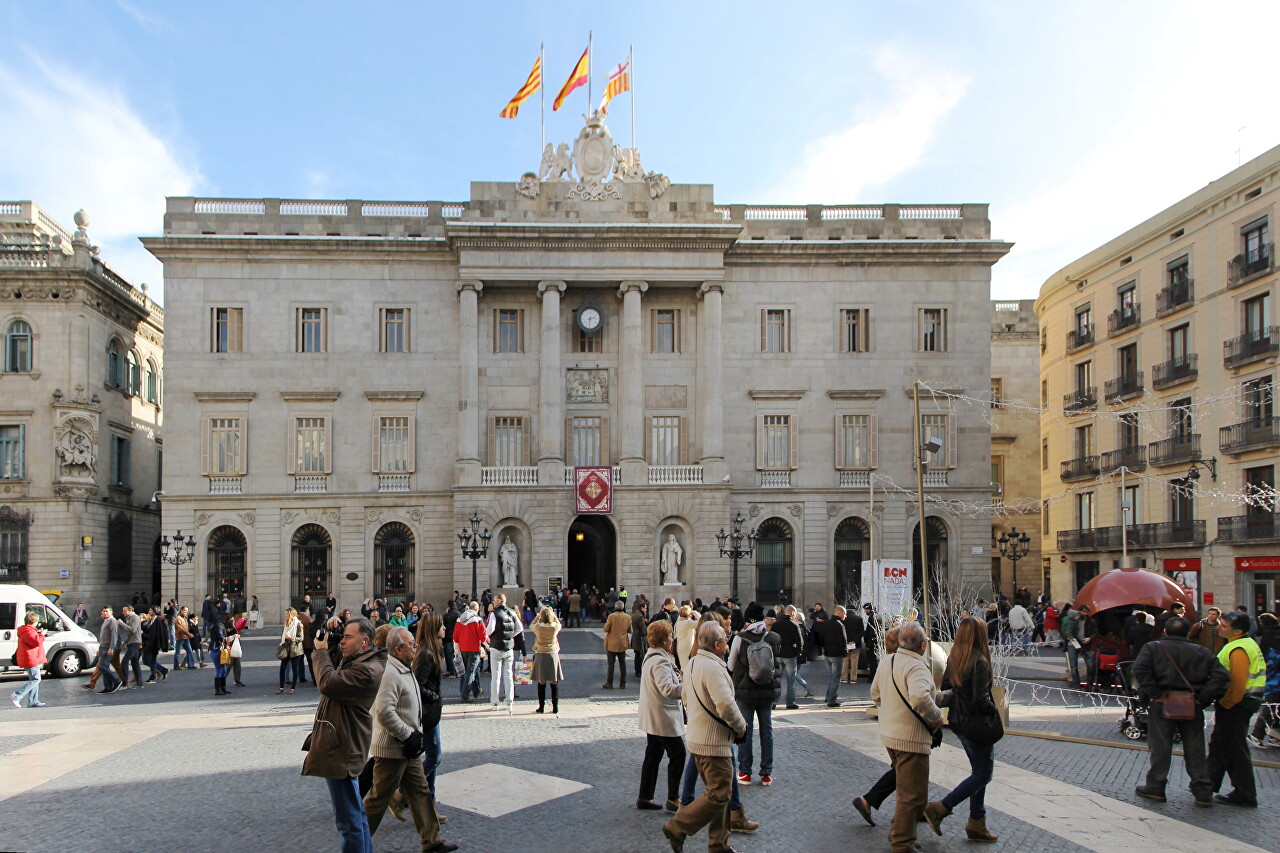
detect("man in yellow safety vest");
top-left (1207, 612), bottom-right (1265, 807)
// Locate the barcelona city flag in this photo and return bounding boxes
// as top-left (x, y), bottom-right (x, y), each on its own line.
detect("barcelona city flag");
top-left (553, 46), bottom-right (589, 111)
top-left (500, 54), bottom-right (542, 119)
top-left (598, 57), bottom-right (630, 115)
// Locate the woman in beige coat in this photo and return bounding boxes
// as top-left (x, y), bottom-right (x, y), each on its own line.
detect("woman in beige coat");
top-left (636, 619), bottom-right (686, 812)
top-left (531, 606), bottom-right (564, 714)
top-left (673, 605), bottom-right (698, 670)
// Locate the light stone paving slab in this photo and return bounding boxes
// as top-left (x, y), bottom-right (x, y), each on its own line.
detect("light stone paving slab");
top-left (434, 762), bottom-right (591, 817)
top-left (801, 713), bottom-right (1273, 853)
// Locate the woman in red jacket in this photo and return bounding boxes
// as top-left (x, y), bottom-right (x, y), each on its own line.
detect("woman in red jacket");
top-left (10, 611), bottom-right (48, 708)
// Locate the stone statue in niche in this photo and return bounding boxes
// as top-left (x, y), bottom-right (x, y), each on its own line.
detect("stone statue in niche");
top-left (660, 534), bottom-right (683, 584)
top-left (56, 425), bottom-right (96, 478)
top-left (500, 536), bottom-right (520, 587)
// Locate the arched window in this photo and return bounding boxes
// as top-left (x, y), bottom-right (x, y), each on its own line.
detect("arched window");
top-left (911, 516), bottom-right (951, 606)
top-left (834, 516), bottom-right (870, 607)
top-left (374, 522), bottom-right (415, 603)
top-left (127, 350), bottom-right (141, 396)
top-left (290, 524), bottom-right (331, 609)
top-left (145, 359), bottom-right (159, 404)
top-left (4, 320), bottom-right (32, 373)
top-left (107, 339), bottom-right (124, 389)
top-left (754, 518), bottom-right (793, 604)
top-left (207, 526), bottom-right (247, 600)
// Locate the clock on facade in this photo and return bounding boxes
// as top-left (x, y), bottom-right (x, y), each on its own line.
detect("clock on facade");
top-left (577, 304), bottom-right (604, 334)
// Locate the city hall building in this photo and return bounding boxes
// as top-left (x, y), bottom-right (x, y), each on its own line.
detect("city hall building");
top-left (144, 119), bottom-right (1010, 620)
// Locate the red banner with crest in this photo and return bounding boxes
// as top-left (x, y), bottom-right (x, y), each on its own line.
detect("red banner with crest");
top-left (574, 466), bottom-right (612, 514)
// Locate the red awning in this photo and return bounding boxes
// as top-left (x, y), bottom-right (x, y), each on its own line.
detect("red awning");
top-left (1072, 567), bottom-right (1194, 616)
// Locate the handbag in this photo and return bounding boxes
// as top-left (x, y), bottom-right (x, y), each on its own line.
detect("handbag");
top-left (947, 661), bottom-right (1004, 745)
top-left (275, 641), bottom-right (291, 660)
top-left (890, 657), bottom-right (943, 749)
top-left (1157, 644), bottom-right (1198, 721)
top-left (219, 647), bottom-right (231, 665)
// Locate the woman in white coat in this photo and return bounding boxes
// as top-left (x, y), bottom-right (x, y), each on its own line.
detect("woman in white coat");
top-left (636, 618), bottom-right (686, 812)
top-left (673, 604), bottom-right (699, 670)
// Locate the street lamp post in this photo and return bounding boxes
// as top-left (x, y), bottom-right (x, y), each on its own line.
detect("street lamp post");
top-left (457, 513), bottom-right (491, 601)
top-left (996, 527), bottom-right (1031, 600)
top-left (715, 511), bottom-right (756, 603)
top-left (159, 530), bottom-right (197, 603)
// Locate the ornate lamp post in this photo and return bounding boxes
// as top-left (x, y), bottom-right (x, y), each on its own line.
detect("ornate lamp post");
top-left (160, 530), bottom-right (197, 603)
top-left (997, 527), bottom-right (1032, 600)
top-left (457, 513), bottom-right (491, 601)
top-left (715, 512), bottom-right (756, 602)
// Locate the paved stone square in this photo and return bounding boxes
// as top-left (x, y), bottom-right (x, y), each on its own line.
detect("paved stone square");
top-left (0, 630), bottom-right (1274, 853)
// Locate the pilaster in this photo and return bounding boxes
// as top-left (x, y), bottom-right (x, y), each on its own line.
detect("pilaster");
top-left (455, 280), bottom-right (483, 486)
top-left (617, 280), bottom-right (648, 483)
top-left (537, 280), bottom-right (567, 484)
top-left (698, 282), bottom-right (727, 482)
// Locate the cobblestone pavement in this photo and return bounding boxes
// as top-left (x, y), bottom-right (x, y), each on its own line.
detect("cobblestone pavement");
top-left (0, 628), bottom-right (1274, 853)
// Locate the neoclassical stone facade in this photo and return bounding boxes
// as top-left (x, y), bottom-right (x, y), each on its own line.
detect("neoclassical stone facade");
top-left (0, 201), bottom-right (164, 602)
top-left (145, 138), bottom-right (1010, 620)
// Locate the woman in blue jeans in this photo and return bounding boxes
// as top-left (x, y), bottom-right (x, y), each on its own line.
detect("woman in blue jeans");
top-left (923, 617), bottom-right (999, 843)
top-left (414, 612), bottom-right (446, 797)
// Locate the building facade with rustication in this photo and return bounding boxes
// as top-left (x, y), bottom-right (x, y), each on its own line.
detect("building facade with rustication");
top-left (0, 202), bottom-right (164, 606)
top-left (144, 129), bottom-right (1010, 620)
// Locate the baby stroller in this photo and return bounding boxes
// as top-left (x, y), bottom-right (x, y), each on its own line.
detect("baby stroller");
top-left (1116, 661), bottom-right (1181, 742)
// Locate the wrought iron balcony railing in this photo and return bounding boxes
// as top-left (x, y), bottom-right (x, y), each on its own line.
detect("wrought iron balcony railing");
top-left (1155, 280), bottom-right (1194, 317)
top-left (1219, 417), bottom-right (1280, 454)
top-left (1148, 434), bottom-right (1199, 466)
top-left (1063, 386), bottom-right (1097, 412)
top-left (1100, 446), bottom-right (1147, 473)
top-left (1151, 354), bottom-right (1197, 389)
top-left (1228, 243), bottom-right (1273, 286)
top-left (1066, 325), bottom-right (1095, 353)
top-left (1107, 306), bottom-right (1141, 335)
top-left (1104, 372), bottom-right (1144, 402)
top-left (1060, 455), bottom-right (1101, 482)
top-left (1223, 326), bottom-right (1279, 368)
top-left (1217, 513), bottom-right (1280, 542)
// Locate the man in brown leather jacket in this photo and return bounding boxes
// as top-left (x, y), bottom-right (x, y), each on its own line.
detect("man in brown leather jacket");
top-left (302, 617), bottom-right (387, 853)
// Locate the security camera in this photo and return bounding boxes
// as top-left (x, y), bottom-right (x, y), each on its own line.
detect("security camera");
top-left (150, 490), bottom-right (166, 505)
top-left (923, 436), bottom-right (944, 456)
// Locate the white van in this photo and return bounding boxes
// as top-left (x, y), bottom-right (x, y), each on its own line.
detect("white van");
top-left (0, 584), bottom-right (100, 677)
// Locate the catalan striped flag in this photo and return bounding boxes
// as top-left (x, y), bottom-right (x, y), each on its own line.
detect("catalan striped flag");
top-left (553, 45), bottom-right (590, 111)
top-left (598, 57), bottom-right (630, 115)
top-left (499, 54), bottom-right (542, 119)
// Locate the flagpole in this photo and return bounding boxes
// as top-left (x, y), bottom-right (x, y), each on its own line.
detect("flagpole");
top-left (540, 43), bottom-right (545, 152)
top-left (629, 44), bottom-right (635, 151)
top-left (587, 31), bottom-right (593, 113)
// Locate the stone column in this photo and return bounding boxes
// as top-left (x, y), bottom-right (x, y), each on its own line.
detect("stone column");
top-left (698, 282), bottom-right (728, 483)
top-left (537, 281), bottom-right (567, 484)
top-left (618, 280), bottom-right (648, 483)
top-left (456, 281), bottom-right (483, 486)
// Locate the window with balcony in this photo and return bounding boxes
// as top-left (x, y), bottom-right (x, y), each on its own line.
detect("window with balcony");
top-left (1169, 478), bottom-right (1194, 531)
top-left (647, 415), bottom-right (686, 465)
top-left (377, 417), bottom-right (413, 472)
top-left (918, 414), bottom-right (954, 468)
top-left (1157, 261), bottom-right (1193, 315)
top-left (1109, 283), bottom-right (1140, 334)
top-left (1076, 492), bottom-right (1094, 529)
top-left (4, 320), bottom-right (32, 373)
top-left (1221, 377), bottom-right (1278, 454)
top-left (488, 416), bottom-right (527, 467)
top-left (840, 308), bottom-right (869, 353)
top-left (837, 414), bottom-right (876, 469)
top-left (0, 425), bottom-right (24, 480)
top-left (1107, 343), bottom-right (1143, 401)
top-left (201, 417), bottom-right (245, 476)
top-left (1228, 292), bottom-right (1278, 367)
top-left (380, 308), bottom-right (409, 353)
top-left (211, 307), bottom-right (243, 353)
top-left (1066, 360), bottom-right (1095, 410)
top-left (1120, 484), bottom-right (1140, 527)
top-left (756, 414), bottom-right (796, 470)
top-left (1231, 218), bottom-right (1272, 283)
top-left (1068, 305), bottom-right (1093, 350)
top-left (918, 308), bottom-right (947, 352)
top-left (761, 309), bottom-right (791, 353)
top-left (291, 417), bottom-right (329, 474)
top-left (495, 309), bottom-right (525, 354)
top-left (651, 309), bottom-right (679, 354)
top-left (568, 416), bottom-right (606, 466)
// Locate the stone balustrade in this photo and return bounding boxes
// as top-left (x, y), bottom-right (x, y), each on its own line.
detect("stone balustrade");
top-left (208, 477), bottom-right (242, 495)
top-left (647, 465), bottom-right (704, 485)
top-left (482, 466), bottom-right (539, 486)
top-left (377, 474), bottom-right (411, 492)
top-left (293, 475), bottom-right (329, 493)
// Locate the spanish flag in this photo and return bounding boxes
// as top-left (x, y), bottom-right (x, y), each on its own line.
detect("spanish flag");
top-left (553, 46), bottom-right (589, 112)
top-left (598, 57), bottom-right (630, 115)
top-left (500, 54), bottom-right (542, 119)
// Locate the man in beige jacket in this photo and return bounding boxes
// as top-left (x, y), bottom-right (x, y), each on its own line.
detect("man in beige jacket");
top-left (663, 621), bottom-right (746, 853)
top-left (869, 621), bottom-right (944, 853)
top-left (362, 627), bottom-right (457, 853)
top-left (603, 600), bottom-right (633, 689)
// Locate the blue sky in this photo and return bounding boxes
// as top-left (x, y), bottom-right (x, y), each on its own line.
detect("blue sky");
top-left (2, 0), bottom-right (1278, 303)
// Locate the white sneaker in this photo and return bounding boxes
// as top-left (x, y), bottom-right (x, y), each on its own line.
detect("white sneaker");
top-left (10, 696), bottom-right (20, 708)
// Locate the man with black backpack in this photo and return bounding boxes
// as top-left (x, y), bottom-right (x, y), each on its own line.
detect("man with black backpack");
top-left (727, 602), bottom-right (781, 787)
top-left (486, 593), bottom-right (519, 712)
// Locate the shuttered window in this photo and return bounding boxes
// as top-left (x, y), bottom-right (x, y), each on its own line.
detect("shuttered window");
top-left (492, 417), bottom-right (525, 467)
top-left (568, 416), bottom-right (605, 466)
top-left (380, 308), bottom-right (409, 353)
top-left (836, 414), bottom-right (877, 470)
top-left (496, 309), bottom-right (524, 353)
top-left (295, 418), bottom-right (328, 473)
top-left (757, 415), bottom-right (796, 470)
top-left (647, 416), bottom-right (685, 465)
top-left (840, 309), bottom-right (868, 353)
top-left (919, 307), bottom-right (947, 352)
top-left (761, 309), bottom-right (791, 353)
top-left (212, 308), bottom-right (243, 353)
top-left (297, 308), bottom-right (327, 353)
top-left (919, 414), bottom-right (956, 469)
top-left (378, 417), bottom-right (412, 472)
top-left (212, 418), bottom-right (242, 475)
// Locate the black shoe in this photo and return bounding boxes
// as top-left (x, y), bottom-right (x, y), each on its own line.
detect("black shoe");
top-left (1195, 799), bottom-right (1213, 808)
top-left (853, 795), bottom-right (876, 826)
top-left (1213, 794), bottom-right (1257, 807)
top-left (785, 704), bottom-right (800, 710)
top-left (1135, 786), bottom-right (1166, 802)
top-left (146, 677), bottom-right (156, 683)
top-left (424, 843), bottom-right (459, 853)
top-left (827, 701), bottom-right (842, 708)
top-left (81, 684), bottom-right (94, 690)
top-left (637, 799), bottom-right (663, 810)
top-left (665, 799), bottom-right (680, 812)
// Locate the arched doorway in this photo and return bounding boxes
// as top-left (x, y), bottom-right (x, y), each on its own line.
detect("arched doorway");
top-left (374, 522), bottom-right (415, 604)
top-left (911, 516), bottom-right (950, 605)
top-left (834, 517), bottom-right (870, 607)
top-left (291, 524), bottom-right (331, 609)
top-left (755, 518), bottom-right (793, 605)
top-left (567, 515), bottom-right (616, 594)
top-left (207, 526), bottom-right (247, 601)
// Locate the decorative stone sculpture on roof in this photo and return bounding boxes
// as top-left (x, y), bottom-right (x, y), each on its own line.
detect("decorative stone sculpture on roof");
top-left (516, 112), bottom-right (669, 201)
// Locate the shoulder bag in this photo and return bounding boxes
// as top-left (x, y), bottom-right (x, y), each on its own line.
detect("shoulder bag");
top-left (1157, 643), bottom-right (1197, 721)
top-left (948, 660), bottom-right (1004, 745)
top-left (890, 656), bottom-right (943, 749)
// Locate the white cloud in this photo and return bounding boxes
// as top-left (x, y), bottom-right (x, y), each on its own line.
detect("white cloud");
top-left (763, 46), bottom-right (971, 203)
top-left (0, 55), bottom-right (202, 303)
